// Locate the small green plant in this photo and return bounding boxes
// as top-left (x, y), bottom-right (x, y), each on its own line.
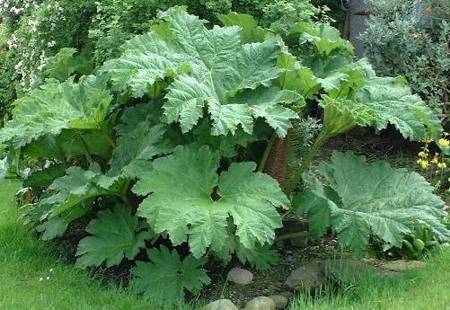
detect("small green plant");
top-left (391, 222), bottom-right (437, 259)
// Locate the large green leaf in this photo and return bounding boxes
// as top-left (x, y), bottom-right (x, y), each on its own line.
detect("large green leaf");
top-left (130, 246), bottom-right (210, 306)
top-left (41, 164), bottom-right (123, 218)
top-left (76, 205), bottom-right (152, 268)
top-left (276, 52), bottom-right (322, 98)
top-left (294, 152), bottom-right (450, 253)
top-left (296, 22), bottom-right (354, 57)
top-left (100, 102), bottom-right (175, 184)
top-left (43, 47), bottom-right (78, 81)
top-left (43, 48), bottom-right (93, 82)
top-left (319, 95), bottom-right (376, 138)
top-left (23, 163), bottom-right (68, 188)
top-left (132, 144), bottom-right (289, 259)
top-left (102, 8), bottom-right (301, 137)
top-left (217, 12), bottom-right (269, 43)
top-left (107, 123), bottom-right (167, 179)
top-left (36, 217), bottom-right (69, 241)
top-left (192, 119), bottom-right (259, 158)
top-left (315, 60), bottom-right (442, 141)
top-left (292, 188), bottom-right (332, 237)
top-left (0, 76), bottom-right (112, 148)
top-left (234, 243), bottom-right (281, 270)
top-left (356, 75), bottom-right (443, 141)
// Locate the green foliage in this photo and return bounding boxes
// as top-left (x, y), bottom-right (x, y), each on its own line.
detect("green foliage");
top-left (1, 9), bottom-right (299, 299)
top-left (0, 0), bottom-right (321, 124)
top-left (0, 46), bottom-right (17, 124)
top-left (43, 48), bottom-right (94, 82)
top-left (420, 0), bottom-right (450, 21)
top-left (76, 205), bottom-right (152, 268)
top-left (310, 0), bottom-right (347, 29)
top-left (217, 13), bottom-right (269, 43)
top-left (293, 152), bottom-right (450, 253)
top-left (40, 164), bottom-right (110, 218)
top-left (361, 0), bottom-right (450, 125)
top-left (0, 76), bottom-right (112, 148)
top-left (315, 64), bottom-right (442, 141)
top-left (356, 74), bottom-right (443, 140)
top-left (0, 0), bottom-right (96, 126)
top-left (132, 144), bottom-right (288, 259)
top-left (102, 9), bottom-right (301, 136)
top-left (385, 222), bottom-right (437, 260)
top-left (130, 246), bottom-right (210, 307)
top-left (234, 243), bottom-right (281, 270)
top-left (87, 0), bottom-right (166, 63)
top-left (265, 14), bottom-right (442, 193)
top-left (0, 6), bottom-right (447, 303)
top-left (88, 0), bottom-right (320, 64)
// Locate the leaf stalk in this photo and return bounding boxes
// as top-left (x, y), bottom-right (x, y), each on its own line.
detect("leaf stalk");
top-left (76, 134), bottom-right (94, 165)
top-left (258, 132), bottom-right (277, 172)
top-left (275, 231), bottom-right (310, 242)
top-left (284, 130), bottom-right (329, 195)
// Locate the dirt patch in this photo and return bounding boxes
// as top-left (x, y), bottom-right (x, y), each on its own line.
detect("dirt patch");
top-left (194, 237), bottom-right (341, 309)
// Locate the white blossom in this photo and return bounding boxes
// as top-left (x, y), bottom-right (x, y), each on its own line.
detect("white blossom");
top-left (9, 5), bottom-right (23, 14)
top-left (46, 40), bottom-right (56, 48)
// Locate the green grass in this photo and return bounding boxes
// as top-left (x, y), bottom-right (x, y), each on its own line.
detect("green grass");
top-left (290, 249), bottom-right (450, 310)
top-left (2, 178), bottom-right (450, 310)
top-left (0, 179), bottom-right (196, 310)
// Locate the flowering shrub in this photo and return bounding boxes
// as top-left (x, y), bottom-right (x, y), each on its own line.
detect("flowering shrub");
top-left (0, 0), bottom-right (95, 126)
top-left (0, 0), bottom-right (38, 32)
top-left (361, 0), bottom-right (450, 125)
top-left (4, 0), bottom-right (94, 90)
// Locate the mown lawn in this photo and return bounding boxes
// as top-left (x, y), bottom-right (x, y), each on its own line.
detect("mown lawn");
top-left (0, 179), bottom-right (197, 310)
top-left (291, 249), bottom-right (450, 310)
top-left (2, 178), bottom-right (450, 310)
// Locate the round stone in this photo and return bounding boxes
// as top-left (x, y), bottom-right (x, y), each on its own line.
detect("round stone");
top-left (244, 296), bottom-right (276, 310)
top-left (226, 267), bottom-right (254, 285)
top-left (205, 299), bottom-right (239, 310)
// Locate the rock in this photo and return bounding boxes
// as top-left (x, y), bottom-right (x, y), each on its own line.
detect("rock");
top-left (284, 260), bottom-right (324, 290)
top-left (227, 267), bottom-right (253, 285)
top-left (245, 296), bottom-right (276, 310)
top-left (324, 259), bottom-right (395, 284)
top-left (289, 235), bottom-right (311, 247)
top-left (205, 299), bottom-right (239, 310)
top-left (379, 260), bottom-right (426, 271)
top-left (268, 295), bottom-right (289, 309)
top-left (278, 291), bottom-right (294, 300)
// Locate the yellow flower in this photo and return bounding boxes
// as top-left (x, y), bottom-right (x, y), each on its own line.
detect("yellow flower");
top-left (437, 162), bottom-right (447, 169)
top-left (417, 159), bottom-right (429, 169)
top-left (418, 151), bottom-right (428, 158)
top-left (431, 157), bottom-right (439, 164)
top-left (422, 137), bottom-right (433, 143)
top-left (438, 138), bottom-right (450, 147)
